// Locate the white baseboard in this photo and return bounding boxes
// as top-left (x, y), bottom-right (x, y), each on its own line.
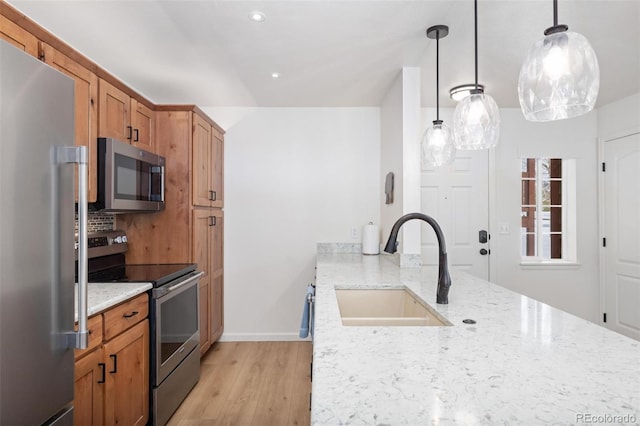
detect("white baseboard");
top-left (218, 332), bottom-right (311, 342)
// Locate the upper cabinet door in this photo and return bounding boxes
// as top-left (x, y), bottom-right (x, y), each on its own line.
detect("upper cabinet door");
top-left (192, 113), bottom-right (212, 207)
top-left (0, 15), bottom-right (39, 57)
top-left (131, 99), bottom-right (155, 152)
top-left (211, 129), bottom-right (224, 208)
top-left (43, 44), bottom-right (98, 203)
top-left (98, 79), bottom-right (131, 142)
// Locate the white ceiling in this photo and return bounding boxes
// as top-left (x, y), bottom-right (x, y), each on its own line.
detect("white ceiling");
top-left (7, 0), bottom-right (640, 108)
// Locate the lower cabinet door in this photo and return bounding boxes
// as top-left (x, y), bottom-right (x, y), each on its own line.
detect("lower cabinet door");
top-left (199, 275), bottom-right (211, 356)
top-left (103, 319), bottom-right (149, 426)
top-left (74, 347), bottom-right (105, 426)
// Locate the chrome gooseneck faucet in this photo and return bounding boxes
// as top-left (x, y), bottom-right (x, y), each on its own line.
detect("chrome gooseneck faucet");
top-left (383, 213), bottom-right (452, 304)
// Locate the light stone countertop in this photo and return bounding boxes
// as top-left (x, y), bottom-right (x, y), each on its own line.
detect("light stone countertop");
top-left (75, 282), bottom-right (152, 321)
top-left (311, 253), bottom-right (640, 425)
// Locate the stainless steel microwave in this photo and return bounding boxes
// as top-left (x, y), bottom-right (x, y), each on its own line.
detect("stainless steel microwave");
top-left (92, 138), bottom-right (165, 212)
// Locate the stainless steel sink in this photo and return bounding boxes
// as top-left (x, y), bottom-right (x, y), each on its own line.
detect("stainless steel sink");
top-left (335, 288), bottom-right (452, 326)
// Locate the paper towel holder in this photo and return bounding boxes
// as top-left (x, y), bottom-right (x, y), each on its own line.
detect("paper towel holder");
top-left (362, 221), bottom-right (380, 255)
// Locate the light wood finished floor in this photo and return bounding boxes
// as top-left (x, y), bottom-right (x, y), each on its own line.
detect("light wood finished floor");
top-left (167, 341), bottom-right (313, 426)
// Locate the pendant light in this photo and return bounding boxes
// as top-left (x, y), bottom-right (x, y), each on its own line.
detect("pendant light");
top-left (421, 25), bottom-right (455, 168)
top-left (452, 0), bottom-right (500, 150)
top-left (518, 0), bottom-right (599, 121)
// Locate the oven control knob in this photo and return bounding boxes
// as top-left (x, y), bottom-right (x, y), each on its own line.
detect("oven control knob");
top-left (114, 236), bottom-right (123, 244)
top-left (122, 236), bottom-right (128, 243)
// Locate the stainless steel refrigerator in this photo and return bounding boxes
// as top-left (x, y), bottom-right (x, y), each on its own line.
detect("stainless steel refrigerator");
top-left (0, 40), bottom-right (89, 425)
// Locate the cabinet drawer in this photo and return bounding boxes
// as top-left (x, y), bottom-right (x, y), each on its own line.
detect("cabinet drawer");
top-left (103, 293), bottom-right (148, 341)
top-left (75, 314), bottom-right (103, 359)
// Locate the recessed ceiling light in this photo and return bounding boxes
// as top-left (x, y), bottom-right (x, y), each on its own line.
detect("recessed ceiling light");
top-left (271, 72), bottom-right (280, 79)
top-left (450, 84), bottom-right (485, 101)
top-left (249, 11), bottom-right (266, 22)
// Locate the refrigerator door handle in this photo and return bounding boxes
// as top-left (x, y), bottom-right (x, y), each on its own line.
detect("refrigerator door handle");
top-left (58, 146), bottom-right (90, 349)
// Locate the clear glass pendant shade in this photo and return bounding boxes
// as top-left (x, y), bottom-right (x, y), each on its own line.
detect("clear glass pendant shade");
top-left (518, 31), bottom-right (599, 122)
top-left (421, 122), bottom-right (455, 168)
top-left (453, 92), bottom-right (501, 150)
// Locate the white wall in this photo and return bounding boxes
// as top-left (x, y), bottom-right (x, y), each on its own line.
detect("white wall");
top-left (490, 109), bottom-right (600, 321)
top-left (379, 68), bottom-right (421, 257)
top-left (380, 72), bottom-right (404, 241)
top-left (597, 93), bottom-right (640, 140)
top-left (204, 107), bottom-right (380, 340)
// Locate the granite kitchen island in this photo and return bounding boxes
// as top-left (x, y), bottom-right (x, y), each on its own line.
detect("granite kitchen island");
top-left (311, 252), bottom-right (640, 425)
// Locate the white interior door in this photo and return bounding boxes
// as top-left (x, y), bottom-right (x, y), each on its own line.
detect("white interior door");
top-left (603, 132), bottom-right (640, 340)
top-left (420, 149), bottom-right (489, 280)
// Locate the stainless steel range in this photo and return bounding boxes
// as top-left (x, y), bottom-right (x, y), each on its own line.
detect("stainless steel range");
top-left (83, 230), bottom-right (202, 425)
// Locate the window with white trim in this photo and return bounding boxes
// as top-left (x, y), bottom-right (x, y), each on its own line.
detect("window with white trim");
top-left (521, 158), bottom-right (576, 262)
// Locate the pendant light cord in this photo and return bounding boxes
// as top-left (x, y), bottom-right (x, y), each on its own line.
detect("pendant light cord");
top-left (436, 32), bottom-right (440, 121)
top-left (474, 0), bottom-right (478, 90)
top-left (553, 0), bottom-right (558, 26)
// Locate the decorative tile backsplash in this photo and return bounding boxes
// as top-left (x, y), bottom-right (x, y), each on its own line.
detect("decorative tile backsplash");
top-left (74, 212), bottom-right (116, 234)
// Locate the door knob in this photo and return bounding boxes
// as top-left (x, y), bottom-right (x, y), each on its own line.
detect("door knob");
top-left (479, 248), bottom-right (489, 255)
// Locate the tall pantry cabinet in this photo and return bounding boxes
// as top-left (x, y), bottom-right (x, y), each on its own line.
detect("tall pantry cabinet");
top-left (117, 106), bottom-right (224, 356)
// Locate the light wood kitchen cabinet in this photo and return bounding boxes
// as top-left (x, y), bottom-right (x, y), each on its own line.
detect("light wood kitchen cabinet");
top-left (103, 319), bottom-right (149, 426)
top-left (118, 108), bottom-right (224, 356)
top-left (74, 347), bottom-right (104, 426)
top-left (43, 43), bottom-right (98, 202)
top-left (198, 276), bottom-right (211, 356)
top-left (99, 79), bottom-right (155, 152)
top-left (210, 210), bottom-right (224, 341)
top-left (193, 207), bottom-right (224, 350)
top-left (0, 14), bottom-right (39, 57)
top-left (73, 293), bottom-right (149, 426)
top-left (193, 114), bottom-right (224, 207)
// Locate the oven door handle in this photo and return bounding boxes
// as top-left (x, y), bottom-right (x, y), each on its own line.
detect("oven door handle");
top-left (167, 271), bottom-right (204, 293)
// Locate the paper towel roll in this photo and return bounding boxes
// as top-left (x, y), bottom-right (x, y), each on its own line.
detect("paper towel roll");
top-left (362, 222), bottom-right (380, 255)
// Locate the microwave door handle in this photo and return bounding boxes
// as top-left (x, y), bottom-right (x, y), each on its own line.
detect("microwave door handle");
top-left (160, 165), bottom-right (165, 202)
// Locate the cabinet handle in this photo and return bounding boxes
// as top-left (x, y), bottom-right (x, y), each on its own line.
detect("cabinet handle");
top-left (109, 354), bottom-right (117, 374)
top-left (98, 363), bottom-right (106, 384)
top-left (211, 191), bottom-right (217, 201)
top-left (127, 125), bottom-right (133, 140)
top-left (208, 190), bottom-right (214, 200)
top-left (208, 216), bottom-right (215, 227)
top-left (134, 128), bottom-right (139, 142)
top-left (123, 310), bottom-right (139, 318)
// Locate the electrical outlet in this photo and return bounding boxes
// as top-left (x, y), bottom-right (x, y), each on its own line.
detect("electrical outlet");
top-left (499, 222), bottom-right (510, 234)
top-left (350, 227), bottom-right (358, 240)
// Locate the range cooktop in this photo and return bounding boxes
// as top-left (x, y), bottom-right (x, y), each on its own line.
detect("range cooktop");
top-left (88, 263), bottom-right (197, 287)
top-left (79, 230), bottom-right (198, 287)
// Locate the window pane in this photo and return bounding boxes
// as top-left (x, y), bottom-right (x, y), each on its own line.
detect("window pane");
top-left (521, 207), bottom-right (536, 231)
top-left (541, 180), bottom-right (550, 206)
top-left (550, 207), bottom-right (562, 232)
top-left (522, 158), bottom-right (536, 178)
top-left (540, 158), bottom-right (550, 179)
top-left (541, 210), bottom-right (550, 232)
top-left (541, 233), bottom-right (551, 259)
top-left (522, 179), bottom-right (536, 205)
top-left (550, 158), bottom-right (562, 178)
top-left (550, 179), bottom-right (562, 205)
top-left (550, 234), bottom-right (562, 259)
top-left (521, 232), bottom-right (536, 257)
